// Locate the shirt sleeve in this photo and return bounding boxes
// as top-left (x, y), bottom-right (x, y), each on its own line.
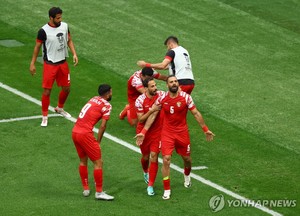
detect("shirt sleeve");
top-left (135, 95), bottom-right (144, 113)
top-left (187, 94), bottom-right (196, 110)
top-left (37, 28), bottom-right (46, 43)
top-left (165, 50), bottom-right (175, 61)
top-left (102, 104), bottom-right (112, 120)
top-left (155, 92), bottom-right (166, 106)
top-left (152, 70), bottom-right (160, 79)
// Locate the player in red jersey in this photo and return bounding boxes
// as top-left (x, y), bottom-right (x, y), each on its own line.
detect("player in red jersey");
top-left (30, 7), bottom-right (78, 127)
top-left (72, 84), bottom-right (114, 201)
top-left (119, 67), bottom-right (167, 126)
top-left (137, 36), bottom-right (195, 94)
top-left (136, 75), bottom-right (214, 200)
top-left (135, 77), bottom-right (164, 196)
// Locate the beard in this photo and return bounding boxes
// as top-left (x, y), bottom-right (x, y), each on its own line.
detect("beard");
top-left (107, 96), bottom-right (112, 101)
top-left (53, 21), bottom-right (61, 27)
top-left (169, 85), bottom-right (178, 93)
top-left (149, 89), bottom-right (157, 96)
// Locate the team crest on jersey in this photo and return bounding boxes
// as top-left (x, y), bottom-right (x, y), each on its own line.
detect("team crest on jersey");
top-left (177, 102), bottom-right (181, 107)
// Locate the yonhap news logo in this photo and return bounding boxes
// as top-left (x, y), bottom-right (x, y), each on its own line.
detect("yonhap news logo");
top-left (209, 195), bottom-right (225, 212)
top-left (209, 194), bottom-right (297, 212)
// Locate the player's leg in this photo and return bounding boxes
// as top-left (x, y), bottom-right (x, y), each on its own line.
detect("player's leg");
top-left (176, 132), bottom-right (192, 188)
top-left (181, 155), bottom-right (192, 188)
top-left (72, 132), bottom-right (90, 196)
top-left (179, 84), bottom-right (194, 95)
top-left (41, 62), bottom-right (56, 126)
top-left (119, 104), bottom-right (129, 120)
top-left (55, 62), bottom-right (71, 118)
top-left (147, 136), bottom-right (160, 195)
top-left (82, 134), bottom-right (114, 201)
top-left (79, 156), bottom-right (90, 197)
top-left (147, 151), bottom-right (158, 196)
top-left (140, 141), bottom-right (150, 184)
top-left (41, 88), bottom-right (51, 126)
top-left (127, 103), bottom-right (138, 126)
top-left (162, 154), bottom-right (171, 200)
top-left (161, 134), bottom-right (174, 199)
top-left (141, 154), bottom-right (149, 184)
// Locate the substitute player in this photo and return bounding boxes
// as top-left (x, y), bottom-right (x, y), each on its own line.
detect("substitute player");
top-left (137, 36), bottom-right (195, 94)
top-left (29, 7), bottom-right (78, 127)
top-left (135, 78), bottom-right (164, 196)
top-left (72, 84), bottom-right (114, 200)
top-left (136, 75), bottom-right (214, 200)
top-left (119, 67), bottom-right (166, 126)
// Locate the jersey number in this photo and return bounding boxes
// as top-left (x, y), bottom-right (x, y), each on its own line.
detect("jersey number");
top-left (170, 106), bottom-right (174, 114)
top-left (79, 103), bottom-right (92, 118)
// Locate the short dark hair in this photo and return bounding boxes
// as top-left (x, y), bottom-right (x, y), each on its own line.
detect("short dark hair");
top-left (164, 36), bottom-right (179, 45)
top-left (98, 84), bottom-right (111, 96)
top-left (141, 67), bottom-right (154, 77)
top-left (166, 75), bottom-right (177, 83)
top-left (142, 77), bottom-right (154, 87)
top-left (49, 7), bottom-right (63, 18)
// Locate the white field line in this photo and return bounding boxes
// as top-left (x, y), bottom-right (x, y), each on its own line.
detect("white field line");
top-left (0, 82), bottom-right (283, 216)
top-left (0, 114), bottom-right (61, 123)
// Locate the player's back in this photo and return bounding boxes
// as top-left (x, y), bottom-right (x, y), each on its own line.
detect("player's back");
top-left (73, 96), bottom-right (112, 134)
top-left (127, 70), bottom-right (143, 104)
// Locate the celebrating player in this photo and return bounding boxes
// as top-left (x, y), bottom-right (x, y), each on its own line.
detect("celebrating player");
top-left (119, 67), bottom-right (166, 126)
top-left (72, 84), bottom-right (114, 200)
top-left (137, 36), bottom-right (195, 94)
top-left (135, 77), bottom-right (164, 196)
top-left (136, 75), bottom-right (214, 200)
top-left (29, 7), bottom-right (78, 127)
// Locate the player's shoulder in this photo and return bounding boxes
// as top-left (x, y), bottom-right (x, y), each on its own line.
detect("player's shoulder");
top-left (179, 91), bottom-right (193, 101)
top-left (156, 90), bottom-right (165, 97)
top-left (137, 92), bottom-right (147, 101)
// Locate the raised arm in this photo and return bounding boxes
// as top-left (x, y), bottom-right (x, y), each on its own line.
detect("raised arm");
top-left (137, 58), bottom-right (170, 70)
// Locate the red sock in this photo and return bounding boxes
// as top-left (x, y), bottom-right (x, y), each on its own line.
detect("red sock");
top-left (140, 157), bottom-right (149, 173)
top-left (41, 94), bottom-right (50, 116)
top-left (184, 167), bottom-right (191, 176)
top-left (148, 162), bottom-right (158, 186)
top-left (163, 176), bottom-right (171, 190)
top-left (58, 90), bottom-right (69, 108)
top-left (94, 169), bottom-right (103, 192)
top-left (79, 165), bottom-right (89, 190)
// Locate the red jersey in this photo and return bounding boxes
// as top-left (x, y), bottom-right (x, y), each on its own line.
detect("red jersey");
top-left (156, 91), bottom-right (195, 133)
top-left (72, 96), bottom-right (112, 134)
top-left (135, 91), bottom-right (164, 134)
top-left (127, 70), bottom-right (160, 104)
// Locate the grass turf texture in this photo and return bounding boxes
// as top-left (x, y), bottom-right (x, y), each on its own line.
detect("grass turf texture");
top-left (1, 0), bottom-right (300, 215)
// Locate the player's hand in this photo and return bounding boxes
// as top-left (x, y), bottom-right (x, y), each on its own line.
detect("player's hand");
top-left (150, 104), bottom-right (161, 112)
top-left (73, 55), bottom-right (78, 66)
top-left (134, 133), bottom-right (145, 146)
top-left (29, 64), bottom-right (36, 76)
top-left (137, 60), bottom-right (146, 68)
top-left (205, 130), bottom-right (215, 141)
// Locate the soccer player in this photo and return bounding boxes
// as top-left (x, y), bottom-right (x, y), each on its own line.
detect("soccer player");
top-left (72, 84), bottom-right (114, 200)
top-left (137, 36), bottom-right (195, 94)
top-left (119, 67), bottom-right (166, 126)
top-left (136, 75), bottom-right (214, 200)
top-left (135, 77), bottom-right (164, 196)
top-left (29, 7), bottom-right (78, 127)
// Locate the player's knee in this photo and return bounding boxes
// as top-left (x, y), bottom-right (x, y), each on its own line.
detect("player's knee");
top-left (163, 155), bottom-right (171, 165)
top-left (93, 158), bottom-right (103, 169)
top-left (150, 152), bottom-right (158, 161)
